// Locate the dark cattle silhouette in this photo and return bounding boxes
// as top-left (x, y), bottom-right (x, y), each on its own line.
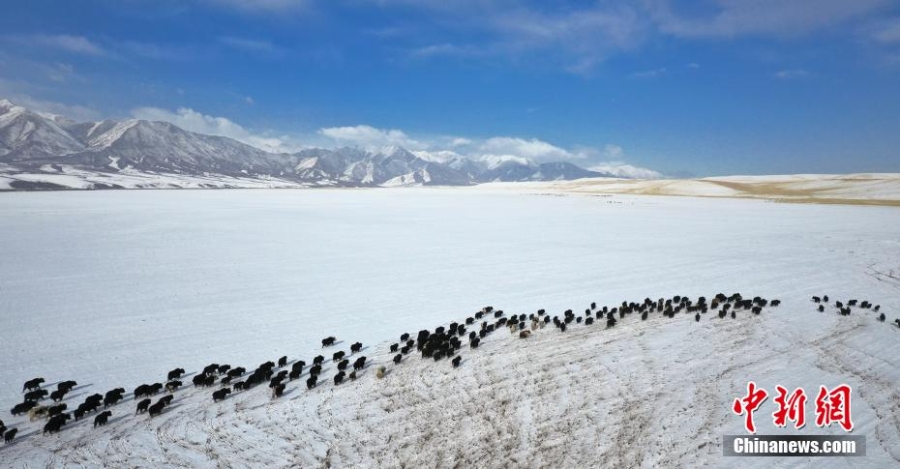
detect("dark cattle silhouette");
top-left (393, 354), bottom-right (402, 364)
top-left (25, 389), bottom-right (48, 402)
top-left (94, 411), bottom-right (112, 428)
top-left (306, 376), bottom-right (317, 389)
top-left (136, 399), bottom-right (151, 414)
top-left (57, 381), bottom-right (77, 393)
top-left (353, 357), bottom-right (367, 371)
top-left (334, 372), bottom-right (345, 385)
top-left (350, 342), bottom-right (362, 353)
top-left (148, 401), bottom-right (165, 417)
top-left (11, 402), bottom-right (36, 416)
top-left (272, 384), bottom-right (285, 398)
top-left (167, 368), bottom-right (186, 381)
top-left (4, 428), bottom-right (17, 443)
top-left (322, 337), bottom-right (336, 347)
top-left (212, 389), bottom-right (231, 402)
top-left (166, 381), bottom-right (183, 393)
top-left (333, 351), bottom-right (346, 362)
top-left (452, 356), bottom-right (462, 368)
top-left (23, 378), bottom-right (44, 393)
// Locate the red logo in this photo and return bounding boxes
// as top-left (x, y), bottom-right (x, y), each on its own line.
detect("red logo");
top-left (733, 382), bottom-right (853, 433)
top-left (815, 384), bottom-right (854, 432)
top-left (732, 381), bottom-right (768, 433)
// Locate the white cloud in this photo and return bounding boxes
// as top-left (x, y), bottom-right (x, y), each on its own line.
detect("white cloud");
top-left (131, 106), bottom-right (293, 153)
top-left (647, 0), bottom-right (888, 38)
top-left (202, 0), bottom-right (310, 13)
top-left (318, 125), bottom-right (426, 150)
top-left (630, 67), bottom-right (667, 78)
top-left (871, 18), bottom-right (900, 43)
top-left (244, 96), bottom-right (255, 105)
top-left (21, 34), bottom-right (107, 57)
top-left (774, 68), bottom-right (810, 79)
top-left (479, 137), bottom-right (576, 161)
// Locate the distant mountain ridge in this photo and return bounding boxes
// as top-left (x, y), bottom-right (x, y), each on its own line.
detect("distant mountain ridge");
top-left (0, 99), bottom-right (619, 190)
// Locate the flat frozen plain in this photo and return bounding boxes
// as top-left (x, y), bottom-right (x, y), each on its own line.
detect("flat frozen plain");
top-left (1, 187), bottom-right (899, 467)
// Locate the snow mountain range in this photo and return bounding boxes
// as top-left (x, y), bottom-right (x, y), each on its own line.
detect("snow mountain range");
top-left (0, 99), bottom-right (615, 190)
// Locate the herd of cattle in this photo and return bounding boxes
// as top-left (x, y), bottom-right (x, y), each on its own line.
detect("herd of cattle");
top-left (2, 292), bottom-right (892, 446)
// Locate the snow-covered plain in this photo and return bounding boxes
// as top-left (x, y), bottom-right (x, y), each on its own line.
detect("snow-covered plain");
top-left (1, 188), bottom-right (899, 468)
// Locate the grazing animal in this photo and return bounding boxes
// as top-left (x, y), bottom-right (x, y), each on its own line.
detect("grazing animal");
top-left (695, 313), bottom-right (700, 322)
top-left (771, 299), bottom-right (781, 307)
top-left (289, 369), bottom-right (302, 380)
top-left (350, 342), bottom-right (363, 353)
top-left (393, 354), bottom-right (402, 364)
top-left (47, 404), bottom-right (67, 418)
top-left (353, 357), bottom-right (367, 371)
top-left (519, 330), bottom-right (531, 339)
top-left (322, 336), bottom-right (336, 347)
top-left (470, 338), bottom-right (480, 349)
top-left (94, 411), bottom-right (112, 428)
top-left (166, 381), bottom-right (183, 393)
top-left (390, 343), bottom-right (399, 353)
top-left (812, 296), bottom-right (821, 303)
top-left (28, 405), bottom-right (48, 421)
top-left (136, 399), bottom-right (151, 414)
top-left (818, 305), bottom-right (825, 313)
top-left (874, 305), bottom-right (880, 312)
top-left (272, 384), bottom-right (285, 398)
top-left (452, 356), bottom-right (462, 368)
top-left (375, 366), bottom-right (386, 379)
top-left (400, 333), bottom-right (410, 342)
top-left (57, 381), bottom-right (77, 393)
top-left (333, 351), bottom-right (346, 362)
top-left (313, 355), bottom-right (325, 365)
top-left (879, 313), bottom-right (886, 322)
top-left (167, 368), bottom-right (185, 381)
top-left (23, 378), bottom-right (45, 393)
top-left (227, 367), bottom-right (246, 378)
top-left (212, 389), bottom-right (231, 402)
top-left (337, 360), bottom-right (350, 371)
top-left (11, 402), bottom-right (36, 416)
top-left (306, 376), bottom-right (317, 389)
top-left (43, 414), bottom-right (69, 434)
top-left (4, 428), bottom-right (17, 443)
top-left (25, 389), bottom-right (48, 402)
top-left (349, 371), bottom-right (357, 381)
top-left (310, 364), bottom-right (322, 376)
top-left (334, 373), bottom-right (345, 385)
top-left (278, 356), bottom-right (287, 367)
top-left (203, 364), bottom-right (220, 375)
top-left (218, 365), bottom-right (231, 375)
top-left (148, 401), bottom-right (165, 417)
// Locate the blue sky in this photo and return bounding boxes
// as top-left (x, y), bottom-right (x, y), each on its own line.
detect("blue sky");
top-left (1, 0), bottom-right (899, 176)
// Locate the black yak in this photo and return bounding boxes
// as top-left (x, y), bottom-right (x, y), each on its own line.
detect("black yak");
top-left (22, 378), bottom-right (44, 393)
top-left (136, 399), bottom-right (151, 414)
top-left (93, 411), bottom-right (112, 428)
top-left (212, 389), bottom-right (231, 402)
